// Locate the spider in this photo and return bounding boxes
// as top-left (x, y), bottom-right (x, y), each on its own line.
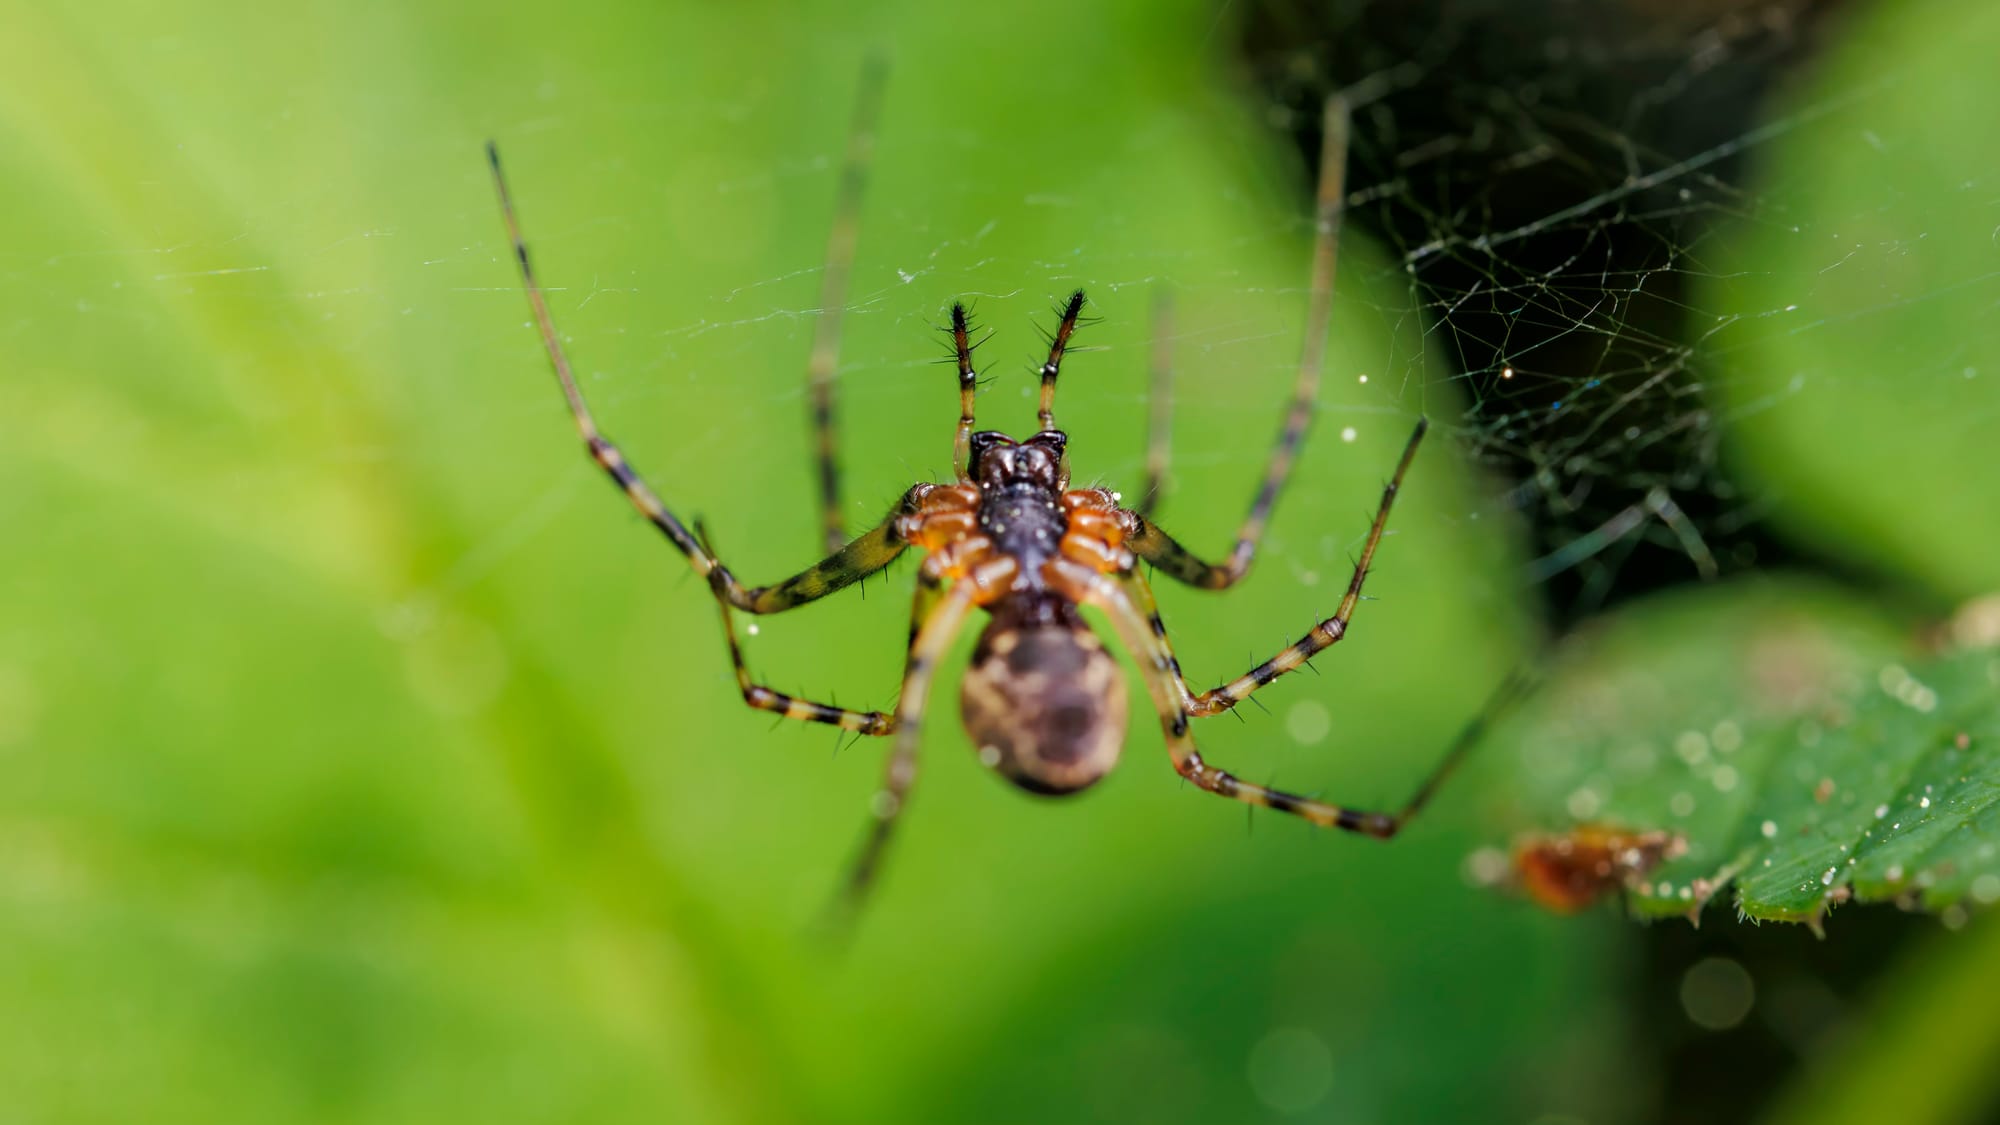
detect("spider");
top-left (487, 87), bottom-right (1470, 909)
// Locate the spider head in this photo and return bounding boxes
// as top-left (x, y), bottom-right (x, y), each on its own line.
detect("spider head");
top-left (968, 430), bottom-right (1070, 491)
top-left (961, 617), bottom-right (1128, 795)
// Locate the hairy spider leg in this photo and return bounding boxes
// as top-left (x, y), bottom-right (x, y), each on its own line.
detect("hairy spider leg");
top-left (714, 594), bottom-right (899, 733)
top-left (807, 56), bottom-right (888, 554)
top-left (1148, 417), bottom-right (1425, 715)
top-left (1049, 556), bottom-right (1471, 838)
top-left (693, 519), bottom-right (898, 735)
top-left (842, 554), bottom-right (1018, 908)
top-left (1126, 93), bottom-right (1353, 591)
top-left (1137, 286), bottom-right (1174, 521)
top-left (1036, 289), bottom-right (1088, 433)
top-left (950, 302), bottom-right (980, 479)
top-left (1067, 412), bottom-right (1415, 716)
top-left (488, 140), bottom-right (920, 615)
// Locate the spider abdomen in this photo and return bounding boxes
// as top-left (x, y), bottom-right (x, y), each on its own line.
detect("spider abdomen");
top-left (961, 616), bottom-right (1128, 796)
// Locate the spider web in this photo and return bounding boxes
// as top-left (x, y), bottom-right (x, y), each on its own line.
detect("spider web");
top-left (9, 0), bottom-right (1960, 662)
top-left (547, 0), bottom-right (1955, 634)
top-left (1242, 0), bottom-right (1854, 618)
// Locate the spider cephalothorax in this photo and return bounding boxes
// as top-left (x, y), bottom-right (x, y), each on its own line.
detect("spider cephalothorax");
top-left (968, 432), bottom-right (1071, 573)
top-left (489, 86), bottom-right (1470, 917)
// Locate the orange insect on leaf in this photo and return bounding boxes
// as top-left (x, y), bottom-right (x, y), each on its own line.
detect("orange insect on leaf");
top-left (1513, 824), bottom-right (1685, 914)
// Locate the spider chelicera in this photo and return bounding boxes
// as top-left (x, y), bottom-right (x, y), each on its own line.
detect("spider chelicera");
top-left (488, 88), bottom-right (1471, 908)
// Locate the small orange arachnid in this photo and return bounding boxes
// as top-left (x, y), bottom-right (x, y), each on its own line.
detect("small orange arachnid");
top-left (1514, 825), bottom-right (1686, 914)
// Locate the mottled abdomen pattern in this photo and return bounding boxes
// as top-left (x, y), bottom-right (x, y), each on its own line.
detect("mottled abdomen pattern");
top-left (961, 619), bottom-right (1128, 795)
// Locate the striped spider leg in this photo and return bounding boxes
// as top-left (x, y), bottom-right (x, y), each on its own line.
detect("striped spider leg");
top-left (839, 549), bottom-right (1012, 908)
top-left (488, 116), bottom-right (930, 737)
top-left (1047, 420), bottom-right (1466, 836)
top-left (1118, 92), bottom-right (1356, 591)
top-left (806, 55), bottom-right (888, 554)
top-left (1136, 286), bottom-right (1174, 521)
top-left (1152, 420), bottom-right (1425, 721)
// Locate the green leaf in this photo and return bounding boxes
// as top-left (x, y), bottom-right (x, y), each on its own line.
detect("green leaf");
top-left (1497, 579), bottom-right (2000, 924)
top-left (1498, 0), bottom-right (2000, 932)
top-left (0, 1), bottom-right (1627, 1122)
top-left (1739, 648), bottom-right (2000, 916)
top-left (1701, 0), bottom-right (2000, 600)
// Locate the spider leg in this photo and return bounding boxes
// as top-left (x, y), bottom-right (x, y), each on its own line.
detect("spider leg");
top-left (807, 56), bottom-right (888, 555)
top-left (1130, 93), bottom-right (1353, 590)
top-left (1036, 289), bottom-right (1087, 433)
top-left (488, 141), bottom-right (924, 616)
top-left (1136, 287), bottom-right (1174, 521)
top-left (1048, 557), bottom-right (1466, 839)
top-left (950, 303), bottom-right (980, 479)
top-left (723, 490), bottom-right (933, 614)
top-left (716, 602), bottom-right (894, 730)
top-left (1179, 418), bottom-right (1424, 715)
top-left (695, 520), bottom-right (897, 735)
top-left (1128, 417), bottom-right (1423, 606)
top-left (840, 556), bottom-right (1010, 909)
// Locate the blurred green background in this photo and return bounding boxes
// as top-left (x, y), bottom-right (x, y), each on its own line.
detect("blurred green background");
top-left (1, 0), bottom-right (1996, 1122)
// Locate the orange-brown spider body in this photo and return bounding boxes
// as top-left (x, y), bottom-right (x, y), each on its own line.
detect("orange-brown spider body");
top-left (901, 431), bottom-right (1137, 796)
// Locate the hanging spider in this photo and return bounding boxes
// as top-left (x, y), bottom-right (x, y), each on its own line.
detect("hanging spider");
top-left (487, 85), bottom-right (1469, 909)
